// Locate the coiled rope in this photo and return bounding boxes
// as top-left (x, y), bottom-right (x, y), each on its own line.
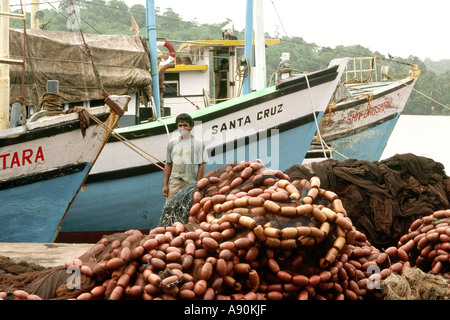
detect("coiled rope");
top-left (35, 92), bottom-right (64, 113)
top-left (235, 56), bottom-right (251, 97)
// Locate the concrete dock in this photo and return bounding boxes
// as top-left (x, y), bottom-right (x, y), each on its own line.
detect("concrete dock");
top-left (0, 243), bottom-right (94, 268)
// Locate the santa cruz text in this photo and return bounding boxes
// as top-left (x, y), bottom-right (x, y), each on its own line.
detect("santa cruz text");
top-left (211, 104), bottom-right (283, 134)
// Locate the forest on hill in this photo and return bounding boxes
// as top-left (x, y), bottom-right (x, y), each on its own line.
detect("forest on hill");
top-left (9, 0), bottom-right (450, 115)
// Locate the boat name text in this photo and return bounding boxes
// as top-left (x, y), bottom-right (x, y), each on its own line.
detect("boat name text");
top-left (212, 104), bottom-right (283, 134)
top-left (347, 98), bottom-right (393, 124)
top-left (0, 146), bottom-right (45, 170)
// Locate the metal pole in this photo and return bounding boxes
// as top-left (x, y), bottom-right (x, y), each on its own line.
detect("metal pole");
top-left (253, 0), bottom-right (266, 91)
top-left (0, 0), bottom-right (10, 130)
top-left (146, 0), bottom-right (160, 118)
top-left (31, 0), bottom-right (39, 30)
top-left (243, 0), bottom-right (253, 95)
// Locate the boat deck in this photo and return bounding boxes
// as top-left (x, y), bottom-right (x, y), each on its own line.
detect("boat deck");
top-left (0, 242), bottom-right (94, 268)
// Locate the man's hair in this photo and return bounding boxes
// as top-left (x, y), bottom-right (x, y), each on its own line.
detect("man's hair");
top-left (176, 113), bottom-right (194, 126)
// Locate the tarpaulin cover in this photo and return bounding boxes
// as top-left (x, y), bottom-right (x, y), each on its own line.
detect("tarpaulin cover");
top-left (9, 29), bottom-right (152, 106)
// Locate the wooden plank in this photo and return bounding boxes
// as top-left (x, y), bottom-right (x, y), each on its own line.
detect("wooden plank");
top-left (0, 243), bottom-right (94, 268)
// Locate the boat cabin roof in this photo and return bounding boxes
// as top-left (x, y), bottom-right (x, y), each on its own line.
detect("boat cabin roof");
top-left (177, 38), bottom-right (280, 52)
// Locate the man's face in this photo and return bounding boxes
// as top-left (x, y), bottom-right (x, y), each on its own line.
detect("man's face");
top-left (177, 121), bottom-right (192, 137)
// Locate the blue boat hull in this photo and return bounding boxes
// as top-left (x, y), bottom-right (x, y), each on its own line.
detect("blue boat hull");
top-left (60, 119), bottom-right (323, 234)
top-left (326, 113), bottom-right (400, 162)
top-left (0, 163), bottom-right (92, 243)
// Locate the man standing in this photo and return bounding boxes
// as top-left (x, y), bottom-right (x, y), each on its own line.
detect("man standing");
top-left (163, 113), bottom-right (209, 203)
top-left (216, 58), bottom-right (229, 101)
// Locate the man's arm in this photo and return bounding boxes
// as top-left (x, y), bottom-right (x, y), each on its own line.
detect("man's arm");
top-left (163, 162), bottom-right (172, 197)
top-left (197, 163), bottom-right (205, 181)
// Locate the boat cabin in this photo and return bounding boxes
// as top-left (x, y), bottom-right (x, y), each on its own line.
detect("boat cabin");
top-left (155, 38), bottom-right (280, 117)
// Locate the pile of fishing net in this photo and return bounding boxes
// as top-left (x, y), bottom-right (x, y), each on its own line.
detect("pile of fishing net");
top-left (0, 256), bottom-right (95, 300)
top-left (381, 267), bottom-right (450, 300)
top-left (159, 182), bottom-right (196, 228)
top-left (374, 209), bottom-right (450, 300)
top-left (1, 159), bottom-right (449, 300)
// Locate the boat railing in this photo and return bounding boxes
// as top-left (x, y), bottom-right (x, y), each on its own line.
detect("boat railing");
top-left (342, 57), bottom-right (381, 84)
top-left (342, 56), bottom-right (420, 87)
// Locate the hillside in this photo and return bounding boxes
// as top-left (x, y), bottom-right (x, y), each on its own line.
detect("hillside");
top-left (424, 58), bottom-right (450, 74)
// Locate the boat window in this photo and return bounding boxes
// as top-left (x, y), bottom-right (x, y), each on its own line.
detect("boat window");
top-left (163, 73), bottom-right (180, 98)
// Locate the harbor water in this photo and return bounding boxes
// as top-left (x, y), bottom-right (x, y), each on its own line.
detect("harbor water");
top-left (381, 115), bottom-right (450, 172)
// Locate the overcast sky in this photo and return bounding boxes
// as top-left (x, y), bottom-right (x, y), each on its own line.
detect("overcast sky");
top-left (6, 0), bottom-right (449, 61)
top-left (129, 0), bottom-right (449, 61)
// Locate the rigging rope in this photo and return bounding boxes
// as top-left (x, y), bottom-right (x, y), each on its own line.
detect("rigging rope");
top-left (376, 55), bottom-right (450, 111)
top-left (319, 139), bottom-right (349, 160)
top-left (65, 5), bottom-right (167, 172)
top-left (70, 0), bottom-right (104, 91)
top-left (84, 109), bottom-right (165, 171)
top-left (304, 73), bottom-right (328, 159)
top-left (399, 79), bottom-right (450, 112)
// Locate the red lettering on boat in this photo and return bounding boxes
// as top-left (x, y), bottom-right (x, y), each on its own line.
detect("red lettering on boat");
top-left (11, 152), bottom-right (21, 168)
top-left (35, 146), bottom-right (45, 162)
top-left (0, 146), bottom-right (45, 171)
top-left (347, 99), bottom-right (393, 124)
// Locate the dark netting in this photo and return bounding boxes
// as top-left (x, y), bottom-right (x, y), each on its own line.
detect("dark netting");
top-left (158, 182), bottom-right (197, 228)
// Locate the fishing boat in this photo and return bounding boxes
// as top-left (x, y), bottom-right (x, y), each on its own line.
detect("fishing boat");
top-left (305, 56), bottom-right (420, 162)
top-left (58, 0), bottom-right (348, 241)
top-left (0, 96), bottom-right (129, 243)
top-left (0, 6), bottom-right (130, 242)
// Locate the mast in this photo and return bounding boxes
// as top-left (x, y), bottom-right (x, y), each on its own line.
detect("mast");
top-left (253, 0), bottom-right (266, 91)
top-left (0, 0), bottom-right (25, 130)
top-left (243, 0), bottom-right (253, 95)
top-left (0, 0), bottom-right (11, 130)
top-left (145, 0), bottom-right (161, 118)
top-left (30, 0), bottom-right (39, 30)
